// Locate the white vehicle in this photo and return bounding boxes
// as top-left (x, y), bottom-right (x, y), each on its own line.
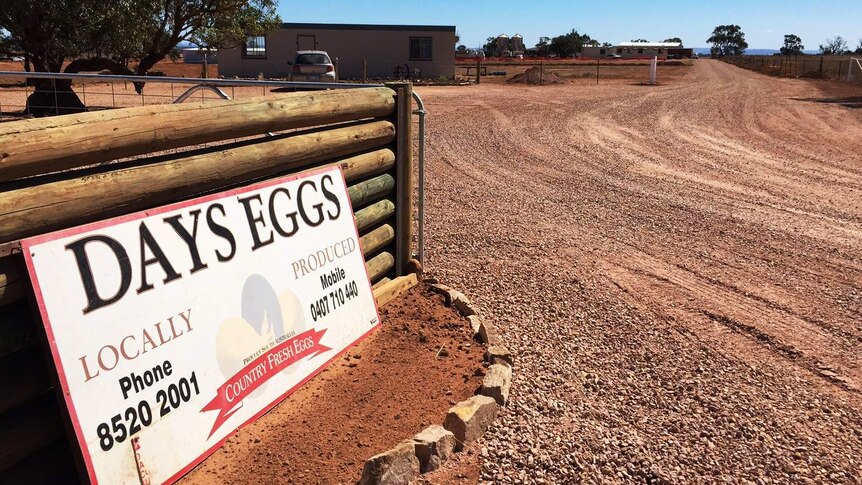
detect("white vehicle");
top-left (289, 50), bottom-right (337, 82)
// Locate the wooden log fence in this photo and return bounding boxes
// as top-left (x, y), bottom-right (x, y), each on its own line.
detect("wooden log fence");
top-left (0, 87), bottom-right (396, 182)
top-left (0, 84), bottom-right (419, 482)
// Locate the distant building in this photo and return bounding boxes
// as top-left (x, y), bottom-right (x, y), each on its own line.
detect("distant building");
top-left (581, 42), bottom-right (693, 59)
top-left (510, 34), bottom-right (525, 56)
top-left (491, 33), bottom-right (526, 57)
top-left (455, 48), bottom-right (485, 59)
top-left (219, 23), bottom-right (456, 80)
top-left (182, 48), bottom-right (218, 64)
top-left (495, 34), bottom-right (510, 57)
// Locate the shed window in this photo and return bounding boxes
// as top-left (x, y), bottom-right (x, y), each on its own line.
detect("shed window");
top-left (243, 36), bottom-right (266, 58)
top-left (638, 48), bottom-right (644, 54)
top-left (409, 37), bottom-right (433, 61)
top-left (600, 49), bottom-right (606, 55)
top-left (617, 48), bottom-right (623, 54)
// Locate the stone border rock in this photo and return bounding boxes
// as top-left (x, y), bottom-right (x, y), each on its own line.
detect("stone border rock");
top-left (358, 279), bottom-right (515, 484)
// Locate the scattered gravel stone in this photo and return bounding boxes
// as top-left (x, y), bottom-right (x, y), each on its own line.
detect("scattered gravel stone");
top-left (419, 63), bottom-right (862, 483)
top-left (413, 425), bottom-right (456, 473)
top-left (452, 293), bottom-right (477, 316)
top-left (467, 315), bottom-right (483, 336)
top-left (443, 396), bottom-right (499, 451)
top-left (359, 440), bottom-right (420, 485)
top-left (484, 345), bottom-right (515, 367)
top-left (480, 364), bottom-right (513, 406)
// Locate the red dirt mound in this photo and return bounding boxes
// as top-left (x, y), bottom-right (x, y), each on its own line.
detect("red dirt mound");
top-left (180, 284), bottom-right (484, 485)
top-left (507, 66), bottom-right (566, 85)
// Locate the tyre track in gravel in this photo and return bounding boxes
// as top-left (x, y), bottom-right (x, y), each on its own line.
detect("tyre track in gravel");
top-left (418, 59), bottom-right (862, 483)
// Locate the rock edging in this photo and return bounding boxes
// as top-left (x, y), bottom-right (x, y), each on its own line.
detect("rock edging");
top-left (358, 280), bottom-right (514, 484)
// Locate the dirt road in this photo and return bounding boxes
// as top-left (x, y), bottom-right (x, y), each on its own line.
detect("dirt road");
top-left (417, 60), bottom-right (862, 483)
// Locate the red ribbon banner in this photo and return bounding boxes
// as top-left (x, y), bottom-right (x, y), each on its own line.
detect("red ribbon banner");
top-left (201, 328), bottom-right (330, 438)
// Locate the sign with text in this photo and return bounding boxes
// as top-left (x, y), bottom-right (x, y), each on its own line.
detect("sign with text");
top-left (23, 166), bottom-right (380, 484)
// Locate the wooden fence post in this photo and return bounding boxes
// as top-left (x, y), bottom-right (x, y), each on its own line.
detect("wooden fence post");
top-left (475, 59), bottom-right (481, 84)
top-left (385, 82), bottom-right (414, 277)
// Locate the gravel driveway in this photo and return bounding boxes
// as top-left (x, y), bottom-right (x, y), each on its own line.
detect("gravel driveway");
top-left (417, 60), bottom-right (862, 483)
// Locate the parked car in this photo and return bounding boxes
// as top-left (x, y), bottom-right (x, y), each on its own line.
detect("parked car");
top-left (606, 54), bottom-right (622, 59)
top-left (289, 50), bottom-right (337, 82)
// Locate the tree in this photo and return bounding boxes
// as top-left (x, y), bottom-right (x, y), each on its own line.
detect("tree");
top-left (535, 37), bottom-right (551, 57)
top-left (0, 33), bottom-right (16, 58)
top-left (483, 36), bottom-right (499, 57)
top-left (663, 37), bottom-right (683, 44)
top-left (549, 30), bottom-right (593, 58)
top-left (780, 34), bottom-right (804, 55)
top-left (707, 25), bottom-right (748, 57)
top-left (819, 36), bottom-right (848, 55)
top-left (855, 38), bottom-right (862, 55)
top-left (601, 42), bottom-right (613, 47)
top-left (0, 0), bottom-right (279, 115)
top-left (630, 38), bottom-right (649, 43)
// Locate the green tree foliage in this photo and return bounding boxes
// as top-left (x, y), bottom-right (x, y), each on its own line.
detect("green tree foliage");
top-left (1, 0), bottom-right (279, 74)
top-left (630, 38), bottom-right (649, 43)
top-left (483, 36), bottom-right (499, 57)
top-left (819, 36), bottom-right (848, 55)
top-left (855, 38), bottom-right (862, 55)
top-left (780, 34), bottom-right (804, 55)
top-left (0, 0), bottom-right (279, 114)
top-left (663, 37), bottom-right (683, 44)
top-left (550, 30), bottom-right (594, 58)
top-left (534, 37), bottom-right (550, 57)
top-left (0, 34), bottom-right (16, 58)
top-left (707, 25), bottom-right (748, 57)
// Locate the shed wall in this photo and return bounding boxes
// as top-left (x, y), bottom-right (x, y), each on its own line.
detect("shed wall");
top-left (220, 26), bottom-right (456, 80)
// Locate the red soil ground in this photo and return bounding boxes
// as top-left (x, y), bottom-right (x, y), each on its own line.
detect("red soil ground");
top-left (179, 285), bottom-right (484, 485)
top-left (414, 59), bottom-right (862, 482)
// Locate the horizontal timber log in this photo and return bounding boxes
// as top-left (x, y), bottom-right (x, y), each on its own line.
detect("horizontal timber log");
top-left (371, 277), bottom-right (392, 290)
top-left (0, 87), bottom-right (396, 182)
top-left (372, 273), bottom-right (419, 308)
top-left (0, 394), bottom-right (64, 473)
top-left (348, 174), bottom-right (395, 208)
top-left (336, 148), bottom-right (395, 181)
top-left (0, 258), bottom-right (26, 307)
top-left (354, 200), bottom-right (395, 232)
top-left (360, 224), bottom-right (395, 257)
top-left (0, 120), bottom-right (395, 243)
top-left (366, 251), bottom-right (395, 283)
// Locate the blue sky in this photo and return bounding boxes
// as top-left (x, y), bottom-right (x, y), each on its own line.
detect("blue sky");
top-left (278, 0), bottom-right (862, 50)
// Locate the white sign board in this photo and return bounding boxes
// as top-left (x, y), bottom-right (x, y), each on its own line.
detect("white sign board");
top-left (22, 166), bottom-right (380, 484)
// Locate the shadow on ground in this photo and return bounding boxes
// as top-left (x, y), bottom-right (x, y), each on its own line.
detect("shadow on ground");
top-left (793, 96), bottom-right (862, 109)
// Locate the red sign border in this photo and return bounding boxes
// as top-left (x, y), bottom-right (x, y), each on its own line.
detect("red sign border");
top-left (22, 165), bottom-right (382, 484)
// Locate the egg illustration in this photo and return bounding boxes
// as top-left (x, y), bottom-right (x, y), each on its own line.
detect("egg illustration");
top-left (215, 275), bottom-right (287, 399)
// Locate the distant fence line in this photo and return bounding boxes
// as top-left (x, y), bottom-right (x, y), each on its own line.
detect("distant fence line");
top-left (721, 55), bottom-right (862, 82)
